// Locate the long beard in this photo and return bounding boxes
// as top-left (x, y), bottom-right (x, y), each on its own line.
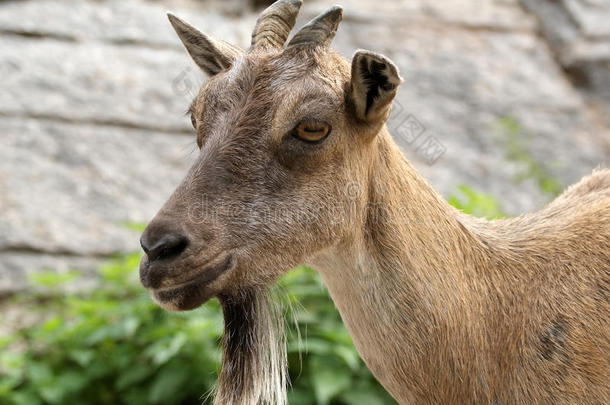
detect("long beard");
top-left (214, 288), bottom-right (287, 405)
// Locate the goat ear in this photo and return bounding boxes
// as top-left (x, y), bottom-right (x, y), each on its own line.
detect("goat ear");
top-left (349, 50), bottom-right (403, 124)
top-left (168, 13), bottom-right (243, 76)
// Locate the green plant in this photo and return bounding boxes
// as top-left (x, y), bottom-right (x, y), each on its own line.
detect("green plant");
top-left (448, 185), bottom-right (505, 219)
top-left (494, 116), bottom-right (562, 197)
top-left (0, 254), bottom-right (224, 405)
top-left (0, 256), bottom-right (394, 405)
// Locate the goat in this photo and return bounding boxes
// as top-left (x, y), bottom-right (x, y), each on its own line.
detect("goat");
top-left (139, 1), bottom-right (610, 403)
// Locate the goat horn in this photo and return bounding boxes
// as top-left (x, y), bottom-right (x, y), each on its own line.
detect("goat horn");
top-left (286, 5), bottom-right (343, 48)
top-left (251, 0), bottom-right (302, 50)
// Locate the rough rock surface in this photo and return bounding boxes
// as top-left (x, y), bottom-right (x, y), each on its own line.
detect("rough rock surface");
top-left (0, 0), bottom-right (608, 292)
top-left (520, 0), bottom-right (610, 124)
top-left (0, 117), bottom-right (195, 291)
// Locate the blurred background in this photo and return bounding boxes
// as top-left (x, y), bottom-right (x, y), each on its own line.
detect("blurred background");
top-left (0, 0), bottom-right (608, 404)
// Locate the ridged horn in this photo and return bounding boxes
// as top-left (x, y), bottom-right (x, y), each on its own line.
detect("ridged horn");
top-left (251, 0), bottom-right (302, 50)
top-left (286, 5), bottom-right (343, 48)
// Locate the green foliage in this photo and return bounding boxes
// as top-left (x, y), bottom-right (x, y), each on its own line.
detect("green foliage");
top-left (1, 254), bottom-right (224, 405)
top-left (27, 271), bottom-right (80, 288)
top-left (448, 185), bottom-right (505, 219)
top-left (117, 221), bottom-right (148, 233)
top-left (494, 116), bottom-right (563, 197)
top-left (0, 257), bottom-right (395, 405)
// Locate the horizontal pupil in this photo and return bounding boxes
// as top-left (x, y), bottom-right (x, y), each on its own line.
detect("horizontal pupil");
top-left (303, 127), bottom-right (324, 133)
top-left (295, 122), bottom-right (329, 143)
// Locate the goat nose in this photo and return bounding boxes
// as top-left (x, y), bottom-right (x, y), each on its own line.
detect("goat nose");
top-left (140, 231), bottom-right (189, 263)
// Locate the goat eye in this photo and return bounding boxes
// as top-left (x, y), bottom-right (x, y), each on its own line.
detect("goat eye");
top-left (190, 113), bottom-right (197, 129)
top-left (294, 121), bottom-right (331, 143)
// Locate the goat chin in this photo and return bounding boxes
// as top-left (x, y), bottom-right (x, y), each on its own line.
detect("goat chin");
top-left (214, 288), bottom-right (288, 405)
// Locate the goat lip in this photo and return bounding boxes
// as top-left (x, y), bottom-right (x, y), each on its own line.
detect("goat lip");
top-left (149, 254), bottom-right (236, 311)
top-left (152, 253), bottom-right (235, 293)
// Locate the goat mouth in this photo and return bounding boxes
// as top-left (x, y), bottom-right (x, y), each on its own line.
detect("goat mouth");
top-left (150, 254), bottom-right (236, 311)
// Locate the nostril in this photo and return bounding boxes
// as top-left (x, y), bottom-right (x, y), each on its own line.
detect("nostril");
top-left (140, 237), bottom-right (151, 255)
top-left (142, 233), bottom-right (189, 263)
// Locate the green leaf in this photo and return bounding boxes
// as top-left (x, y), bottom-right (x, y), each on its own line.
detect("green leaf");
top-left (39, 383), bottom-right (65, 404)
top-left (332, 346), bottom-right (361, 371)
top-left (147, 365), bottom-right (192, 404)
top-left (287, 386), bottom-right (316, 405)
top-left (310, 356), bottom-right (352, 405)
top-left (68, 350), bottom-right (95, 367)
top-left (448, 185), bottom-right (505, 219)
top-left (26, 363), bottom-right (53, 385)
top-left (0, 375), bottom-right (22, 395)
top-left (10, 390), bottom-right (43, 405)
top-left (28, 270), bottom-right (80, 287)
top-left (56, 371), bottom-right (88, 395)
top-left (0, 352), bottom-right (25, 378)
top-left (118, 221), bottom-right (148, 233)
top-left (288, 338), bottom-right (332, 356)
top-left (116, 363), bottom-right (154, 391)
top-left (146, 333), bottom-right (187, 366)
top-left (123, 386), bottom-right (149, 405)
top-left (340, 388), bottom-right (389, 405)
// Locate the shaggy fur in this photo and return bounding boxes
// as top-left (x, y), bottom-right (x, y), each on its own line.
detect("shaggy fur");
top-left (215, 289), bottom-right (287, 405)
top-left (140, 1), bottom-right (610, 404)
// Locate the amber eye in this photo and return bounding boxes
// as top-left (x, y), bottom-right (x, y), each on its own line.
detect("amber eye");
top-left (190, 113), bottom-right (197, 129)
top-left (294, 121), bottom-right (331, 143)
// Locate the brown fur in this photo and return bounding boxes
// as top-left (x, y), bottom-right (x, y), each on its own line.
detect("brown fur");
top-left (311, 134), bottom-right (610, 404)
top-left (141, 2), bottom-right (610, 404)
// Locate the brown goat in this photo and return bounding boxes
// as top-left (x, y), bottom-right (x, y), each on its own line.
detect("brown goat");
top-left (139, 1), bottom-right (610, 403)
